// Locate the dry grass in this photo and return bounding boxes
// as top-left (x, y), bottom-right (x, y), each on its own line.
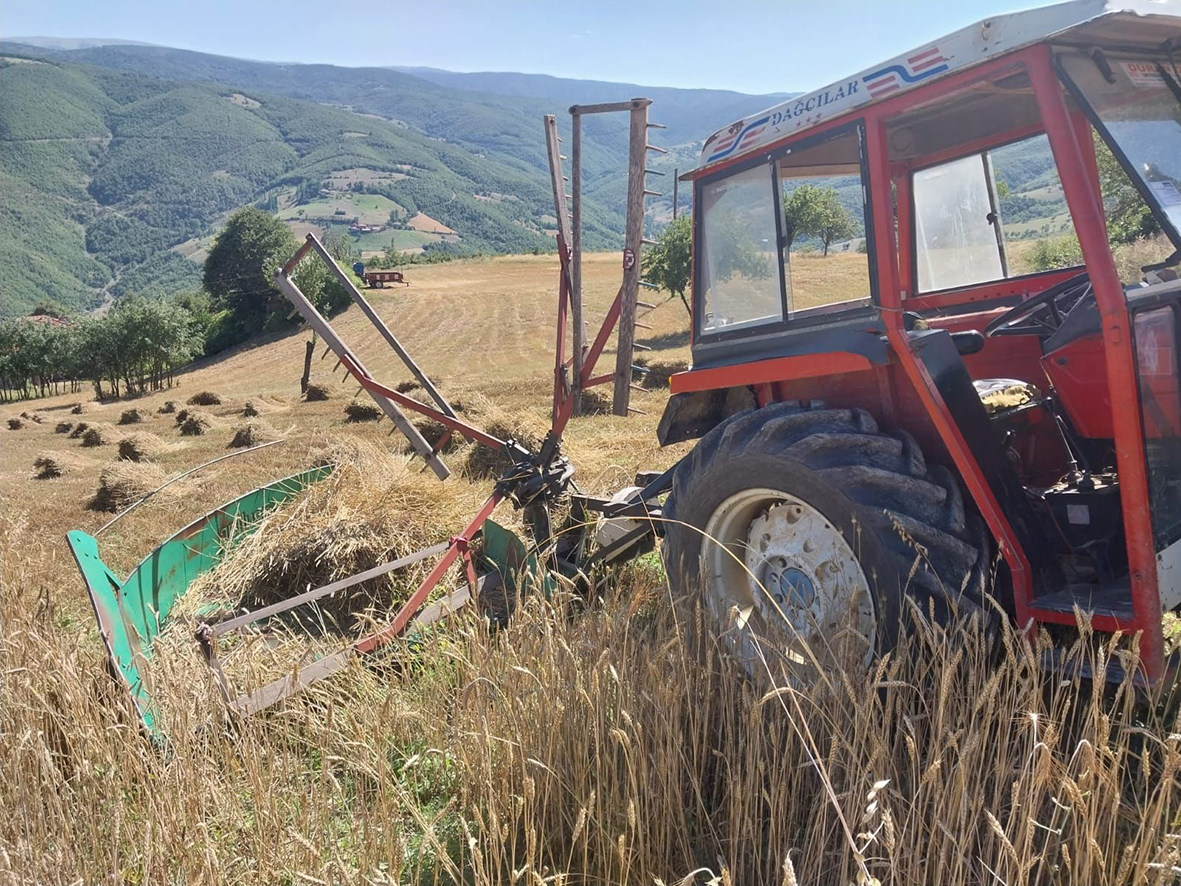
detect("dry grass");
top-left (179, 411), bottom-right (215, 436)
top-left (118, 408), bottom-right (147, 425)
top-left (89, 460), bottom-right (168, 512)
top-left (305, 382), bottom-right (332, 401)
top-left (80, 422), bottom-right (116, 447)
top-left (181, 438), bottom-right (474, 629)
top-left (634, 357), bottom-right (689, 390)
top-left (32, 450), bottom-right (87, 479)
top-left (228, 419), bottom-right (281, 448)
top-left (344, 401), bottom-right (382, 422)
top-left (19, 254), bottom-right (1144, 883)
top-left (118, 431), bottom-right (165, 462)
top-left (186, 390), bottom-right (222, 406)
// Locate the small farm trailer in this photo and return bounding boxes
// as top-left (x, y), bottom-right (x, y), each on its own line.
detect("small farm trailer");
top-left (353, 262), bottom-right (409, 288)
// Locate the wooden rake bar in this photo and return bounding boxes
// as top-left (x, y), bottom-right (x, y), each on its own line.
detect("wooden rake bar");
top-left (273, 234), bottom-right (451, 479)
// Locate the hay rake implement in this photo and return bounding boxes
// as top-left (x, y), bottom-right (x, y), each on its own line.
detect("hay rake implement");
top-left (68, 109), bottom-right (675, 737)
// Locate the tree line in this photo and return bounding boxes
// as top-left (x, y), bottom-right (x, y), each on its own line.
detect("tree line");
top-left (1, 207), bottom-right (359, 403)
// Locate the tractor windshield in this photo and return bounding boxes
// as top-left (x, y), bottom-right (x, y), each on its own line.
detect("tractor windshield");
top-left (1060, 51), bottom-right (1181, 251)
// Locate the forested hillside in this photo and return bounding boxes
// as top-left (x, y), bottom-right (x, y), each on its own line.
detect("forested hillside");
top-left (0, 41), bottom-right (786, 318)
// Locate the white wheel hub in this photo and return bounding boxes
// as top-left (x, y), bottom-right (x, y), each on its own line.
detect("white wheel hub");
top-left (700, 488), bottom-right (876, 673)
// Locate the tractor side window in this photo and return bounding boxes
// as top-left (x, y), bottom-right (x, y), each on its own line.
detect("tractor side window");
top-left (778, 128), bottom-right (873, 314)
top-left (697, 163), bottom-right (783, 335)
top-left (914, 155), bottom-right (1005, 291)
top-left (913, 134), bottom-right (1081, 292)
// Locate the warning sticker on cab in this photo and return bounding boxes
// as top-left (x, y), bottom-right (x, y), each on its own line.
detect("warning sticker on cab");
top-left (1123, 61), bottom-right (1166, 87)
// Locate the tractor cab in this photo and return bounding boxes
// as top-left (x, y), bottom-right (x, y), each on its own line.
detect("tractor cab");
top-left (660, 0), bottom-right (1181, 683)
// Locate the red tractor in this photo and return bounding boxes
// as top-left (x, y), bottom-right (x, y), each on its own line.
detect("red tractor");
top-left (657, 0), bottom-right (1181, 684)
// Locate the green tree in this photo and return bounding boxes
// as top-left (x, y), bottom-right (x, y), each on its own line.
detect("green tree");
top-left (641, 215), bottom-right (692, 312)
top-left (781, 184), bottom-right (826, 250)
top-left (1095, 134), bottom-right (1160, 245)
top-left (814, 189), bottom-right (856, 256)
top-left (203, 207), bottom-right (299, 329)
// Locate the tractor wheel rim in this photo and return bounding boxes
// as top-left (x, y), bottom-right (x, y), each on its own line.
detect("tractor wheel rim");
top-left (701, 487), bottom-right (875, 675)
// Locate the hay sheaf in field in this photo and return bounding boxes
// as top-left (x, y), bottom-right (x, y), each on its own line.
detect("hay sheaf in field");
top-left (69, 402), bottom-right (88, 415)
top-left (20, 411), bottom-right (45, 424)
top-left (54, 421), bottom-right (73, 434)
top-left (118, 431), bottom-right (165, 462)
top-left (68, 421), bottom-right (90, 439)
top-left (7, 417), bottom-right (24, 430)
top-left (174, 408), bottom-right (189, 426)
top-left (228, 420), bottom-right (281, 449)
top-left (90, 461), bottom-right (168, 512)
top-left (81, 423), bottom-right (116, 447)
top-left (633, 357), bottom-right (689, 390)
top-left (344, 401), bottom-right (382, 423)
top-left (183, 438), bottom-right (474, 632)
top-left (179, 411), bottom-right (216, 436)
top-left (118, 408), bottom-right (148, 425)
top-left (304, 383), bottom-right (332, 402)
top-left (33, 450), bottom-right (87, 479)
top-left (455, 393), bottom-right (544, 480)
top-left (186, 391), bottom-right (222, 406)
top-left (158, 400), bottom-right (178, 414)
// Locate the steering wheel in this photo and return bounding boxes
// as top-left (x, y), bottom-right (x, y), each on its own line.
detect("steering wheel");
top-left (984, 272), bottom-right (1093, 339)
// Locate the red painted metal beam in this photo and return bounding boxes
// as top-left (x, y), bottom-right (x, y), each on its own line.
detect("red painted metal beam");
top-left (669, 351), bottom-right (872, 395)
top-left (341, 354), bottom-right (508, 452)
top-left (1031, 45), bottom-right (1163, 680)
top-left (356, 492), bottom-right (503, 654)
top-left (862, 110), bottom-right (1037, 635)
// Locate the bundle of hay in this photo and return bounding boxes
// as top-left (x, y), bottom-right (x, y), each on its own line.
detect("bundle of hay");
top-left (54, 421), bottom-right (73, 434)
top-left (402, 397), bottom-right (473, 455)
top-left (33, 451), bottom-right (86, 480)
top-left (634, 358), bottom-right (689, 390)
top-left (174, 409), bottom-right (189, 426)
top-left (184, 439), bottom-right (473, 631)
top-left (81, 423), bottom-right (116, 448)
top-left (457, 394), bottom-right (543, 480)
top-left (118, 408), bottom-right (147, 425)
top-left (21, 411), bottom-right (46, 424)
top-left (304, 383), bottom-right (331, 402)
top-left (91, 461), bottom-right (167, 512)
top-left (578, 388), bottom-right (612, 415)
top-left (179, 411), bottom-right (215, 436)
top-left (394, 379), bottom-right (422, 395)
top-left (228, 420), bottom-right (280, 449)
top-left (118, 431), bottom-right (165, 462)
top-left (68, 422), bottom-right (90, 440)
top-left (344, 401), bottom-right (382, 423)
top-left (70, 403), bottom-right (88, 415)
top-left (242, 400), bottom-right (261, 417)
top-left (187, 391), bottom-right (221, 406)
top-left (157, 401), bottom-right (178, 415)
top-left (7, 418), bottom-right (24, 431)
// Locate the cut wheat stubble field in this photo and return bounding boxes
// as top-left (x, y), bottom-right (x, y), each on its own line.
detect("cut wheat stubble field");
top-left (1, 251), bottom-right (1178, 885)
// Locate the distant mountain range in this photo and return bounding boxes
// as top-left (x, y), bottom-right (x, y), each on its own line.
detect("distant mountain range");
top-left (0, 39), bottom-right (787, 318)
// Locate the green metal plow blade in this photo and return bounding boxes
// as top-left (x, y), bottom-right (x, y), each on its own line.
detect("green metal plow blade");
top-left (66, 466), bottom-right (331, 738)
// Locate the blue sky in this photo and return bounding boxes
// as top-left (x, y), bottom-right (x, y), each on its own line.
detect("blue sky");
top-left (4, 0), bottom-right (1043, 95)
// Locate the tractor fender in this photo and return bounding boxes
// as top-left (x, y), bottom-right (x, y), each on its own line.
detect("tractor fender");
top-left (657, 386), bottom-right (756, 446)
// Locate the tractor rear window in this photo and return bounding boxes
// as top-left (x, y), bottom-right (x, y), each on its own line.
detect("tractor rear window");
top-left (697, 164), bottom-right (783, 334)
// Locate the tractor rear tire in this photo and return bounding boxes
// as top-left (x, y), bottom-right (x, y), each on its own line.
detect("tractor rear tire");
top-left (662, 401), bottom-right (991, 673)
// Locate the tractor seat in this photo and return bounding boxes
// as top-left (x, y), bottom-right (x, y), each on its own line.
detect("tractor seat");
top-left (972, 378), bottom-right (1042, 415)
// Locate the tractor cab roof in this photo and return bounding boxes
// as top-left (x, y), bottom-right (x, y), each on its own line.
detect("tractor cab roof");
top-left (687, 0), bottom-right (1181, 181)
